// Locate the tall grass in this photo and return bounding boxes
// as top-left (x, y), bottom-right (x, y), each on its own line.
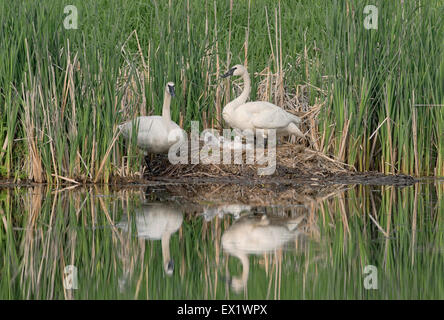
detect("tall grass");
top-left (0, 182), bottom-right (442, 299)
top-left (321, 0), bottom-right (444, 176)
top-left (0, 0), bottom-right (442, 183)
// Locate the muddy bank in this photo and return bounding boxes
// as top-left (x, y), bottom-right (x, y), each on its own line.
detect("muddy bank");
top-left (0, 169), bottom-right (418, 189)
top-left (146, 172), bottom-right (417, 187)
top-left (133, 173), bottom-right (414, 205)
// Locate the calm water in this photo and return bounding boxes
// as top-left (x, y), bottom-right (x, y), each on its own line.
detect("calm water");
top-left (0, 181), bottom-right (442, 299)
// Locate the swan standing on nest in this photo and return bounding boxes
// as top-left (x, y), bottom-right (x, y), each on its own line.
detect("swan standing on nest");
top-left (221, 65), bottom-right (305, 140)
top-left (119, 82), bottom-right (186, 169)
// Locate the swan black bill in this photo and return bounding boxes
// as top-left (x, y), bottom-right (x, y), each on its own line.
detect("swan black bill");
top-left (166, 260), bottom-right (174, 274)
top-left (168, 84), bottom-right (175, 97)
top-left (221, 67), bottom-right (236, 78)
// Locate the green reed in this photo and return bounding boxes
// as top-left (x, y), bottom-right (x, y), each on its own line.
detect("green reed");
top-left (321, 0), bottom-right (443, 176)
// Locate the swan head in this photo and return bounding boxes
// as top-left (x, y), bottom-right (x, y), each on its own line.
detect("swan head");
top-left (165, 82), bottom-right (175, 97)
top-left (221, 64), bottom-right (246, 78)
top-left (164, 260), bottom-right (174, 276)
top-left (230, 277), bottom-right (246, 293)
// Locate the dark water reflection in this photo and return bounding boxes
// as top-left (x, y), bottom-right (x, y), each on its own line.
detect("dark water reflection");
top-left (0, 181), bottom-right (442, 299)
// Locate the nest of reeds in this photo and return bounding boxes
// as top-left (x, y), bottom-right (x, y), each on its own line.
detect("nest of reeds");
top-left (143, 140), bottom-right (351, 180)
top-left (142, 140), bottom-right (415, 187)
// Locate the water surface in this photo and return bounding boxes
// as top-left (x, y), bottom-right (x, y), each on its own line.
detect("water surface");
top-left (0, 181), bottom-right (442, 299)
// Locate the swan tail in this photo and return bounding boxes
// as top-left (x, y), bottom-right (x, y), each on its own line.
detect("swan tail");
top-left (118, 120), bottom-right (143, 140)
top-left (118, 122), bottom-right (131, 138)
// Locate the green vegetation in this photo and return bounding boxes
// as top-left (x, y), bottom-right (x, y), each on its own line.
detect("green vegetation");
top-left (0, 183), bottom-right (442, 299)
top-left (322, 0), bottom-right (444, 176)
top-left (0, 0), bottom-right (442, 183)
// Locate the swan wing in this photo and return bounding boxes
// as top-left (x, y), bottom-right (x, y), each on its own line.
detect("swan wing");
top-left (135, 116), bottom-right (165, 133)
top-left (119, 116), bottom-right (185, 153)
top-left (119, 116), bottom-right (164, 137)
top-left (239, 102), bottom-right (300, 129)
top-left (250, 107), bottom-right (292, 129)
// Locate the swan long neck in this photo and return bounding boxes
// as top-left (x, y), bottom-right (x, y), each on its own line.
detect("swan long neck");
top-left (225, 70), bottom-right (251, 112)
top-left (161, 232), bottom-right (171, 271)
top-left (162, 89), bottom-right (172, 122)
top-left (238, 71), bottom-right (251, 105)
top-left (233, 251), bottom-right (250, 288)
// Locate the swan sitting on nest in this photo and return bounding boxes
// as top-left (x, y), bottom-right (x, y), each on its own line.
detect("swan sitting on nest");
top-left (221, 65), bottom-right (305, 140)
top-left (119, 82), bottom-right (186, 170)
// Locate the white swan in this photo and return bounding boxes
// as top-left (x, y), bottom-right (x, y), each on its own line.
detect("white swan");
top-left (119, 82), bottom-right (186, 166)
top-left (221, 65), bottom-right (304, 139)
top-left (117, 203), bottom-right (183, 276)
top-left (222, 213), bottom-right (305, 292)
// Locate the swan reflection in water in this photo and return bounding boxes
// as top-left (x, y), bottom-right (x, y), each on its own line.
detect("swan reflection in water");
top-left (117, 203), bottom-right (183, 276)
top-left (202, 204), bottom-right (251, 221)
top-left (222, 212), bottom-right (305, 293)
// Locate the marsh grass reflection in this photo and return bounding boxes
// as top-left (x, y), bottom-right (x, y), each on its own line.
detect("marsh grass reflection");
top-left (0, 181), bottom-right (442, 299)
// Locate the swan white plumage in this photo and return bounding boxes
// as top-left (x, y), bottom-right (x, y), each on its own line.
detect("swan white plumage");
top-left (117, 203), bottom-right (183, 276)
top-left (221, 65), bottom-right (304, 139)
top-left (222, 213), bottom-right (305, 292)
top-left (118, 82), bottom-right (186, 165)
